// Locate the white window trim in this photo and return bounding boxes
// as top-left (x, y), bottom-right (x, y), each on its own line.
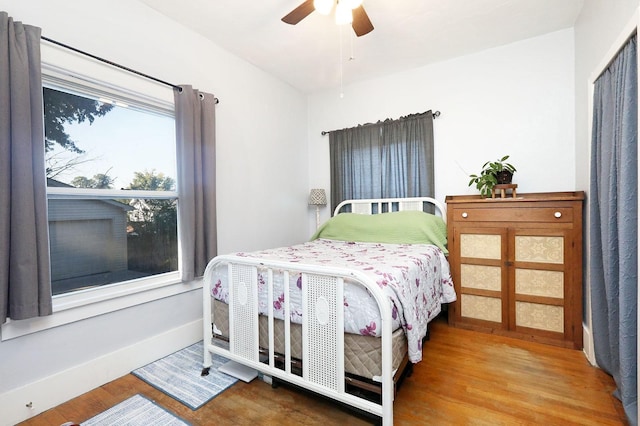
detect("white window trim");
top-left (47, 187), bottom-right (178, 200)
top-left (1, 275), bottom-right (202, 341)
top-left (0, 40), bottom-right (190, 341)
top-left (40, 40), bottom-right (174, 110)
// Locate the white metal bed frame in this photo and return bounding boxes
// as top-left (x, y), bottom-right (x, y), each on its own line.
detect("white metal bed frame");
top-left (202, 197), bottom-right (446, 425)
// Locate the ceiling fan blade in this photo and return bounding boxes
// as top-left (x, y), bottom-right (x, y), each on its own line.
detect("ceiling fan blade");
top-left (352, 5), bottom-right (374, 36)
top-left (282, 0), bottom-right (315, 25)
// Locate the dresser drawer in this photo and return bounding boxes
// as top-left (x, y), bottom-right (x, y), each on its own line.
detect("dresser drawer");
top-left (452, 207), bottom-right (574, 223)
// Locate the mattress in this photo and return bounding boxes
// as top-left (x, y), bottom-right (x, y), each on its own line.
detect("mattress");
top-left (210, 238), bottom-right (456, 363)
top-left (212, 299), bottom-right (407, 380)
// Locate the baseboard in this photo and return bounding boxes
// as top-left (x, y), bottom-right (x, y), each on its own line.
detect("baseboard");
top-left (0, 319), bottom-right (202, 426)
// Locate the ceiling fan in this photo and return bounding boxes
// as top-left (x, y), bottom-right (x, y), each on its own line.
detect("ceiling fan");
top-left (282, 0), bottom-right (374, 37)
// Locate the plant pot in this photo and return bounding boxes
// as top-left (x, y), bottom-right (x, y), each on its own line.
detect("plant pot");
top-left (495, 170), bottom-right (513, 184)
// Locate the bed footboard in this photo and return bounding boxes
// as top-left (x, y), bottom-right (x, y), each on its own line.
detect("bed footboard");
top-left (202, 255), bottom-right (395, 425)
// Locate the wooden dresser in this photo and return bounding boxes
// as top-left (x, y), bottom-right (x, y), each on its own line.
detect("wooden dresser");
top-left (445, 192), bottom-right (584, 349)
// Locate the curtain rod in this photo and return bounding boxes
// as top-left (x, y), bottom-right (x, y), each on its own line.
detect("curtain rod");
top-left (41, 36), bottom-right (220, 104)
top-left (321, 110), bottom-right (440, 135)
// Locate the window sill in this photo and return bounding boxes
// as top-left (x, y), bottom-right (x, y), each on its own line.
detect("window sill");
top-left (1, 273), bottom-right (202, 341)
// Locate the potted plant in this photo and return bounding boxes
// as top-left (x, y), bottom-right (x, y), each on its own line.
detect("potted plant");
top-left (468, 155), bottom-right (517, 197)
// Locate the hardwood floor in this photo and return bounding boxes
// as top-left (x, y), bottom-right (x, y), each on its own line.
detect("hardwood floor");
top-left (19, 316), bottom-right (627, 425)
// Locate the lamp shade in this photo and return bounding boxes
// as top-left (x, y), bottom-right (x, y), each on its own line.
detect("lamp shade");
top-left (308, 188), bottom-right (327, 206)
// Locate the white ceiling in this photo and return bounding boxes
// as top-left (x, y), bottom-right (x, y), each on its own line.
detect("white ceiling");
top-left (139, 0), bottom-right (585, 94)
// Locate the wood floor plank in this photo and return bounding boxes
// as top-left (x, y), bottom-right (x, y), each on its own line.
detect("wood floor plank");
top-left (18, 316), bottom-right (627, 426)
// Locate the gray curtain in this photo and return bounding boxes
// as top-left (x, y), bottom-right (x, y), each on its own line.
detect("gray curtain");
top-left (0, 12), bottom-right (52, 324)
top-left (329, 111), bottom-right (434, 211)
top-left (174, 85), bottom-right (217, 281)
top-left (589, 35), bottom-right (637, 425)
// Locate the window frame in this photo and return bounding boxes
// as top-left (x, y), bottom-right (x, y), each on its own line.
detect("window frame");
top-left (0, 41), bottom-right (199, 341)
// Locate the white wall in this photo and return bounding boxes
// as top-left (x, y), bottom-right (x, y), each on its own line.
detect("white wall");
top-left (307, 29), bottom-right (576, 234)
top-left (0, 1), bottom-right (308, 424)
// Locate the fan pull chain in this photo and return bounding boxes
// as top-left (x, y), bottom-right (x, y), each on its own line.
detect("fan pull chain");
top-left (339, 24), bottom-right (344, 98)
top-left (349, 29), bottom-right (355, 61)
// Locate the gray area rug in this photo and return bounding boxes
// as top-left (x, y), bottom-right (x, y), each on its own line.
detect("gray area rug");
top-left (132, 341), bottom-right (238, 410)
top-left (81, 394), bottom-right (189, 425)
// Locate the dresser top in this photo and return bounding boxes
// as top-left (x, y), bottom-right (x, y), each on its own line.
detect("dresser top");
top-left (445, 191), bottom-right (585, 204)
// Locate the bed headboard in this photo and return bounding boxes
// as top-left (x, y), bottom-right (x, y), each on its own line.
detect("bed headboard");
top-left (333, 197), bottom-right (446, 223)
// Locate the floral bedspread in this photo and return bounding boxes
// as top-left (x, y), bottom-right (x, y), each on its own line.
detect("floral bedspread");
top-left (210, 238), bottom-right (456, 363)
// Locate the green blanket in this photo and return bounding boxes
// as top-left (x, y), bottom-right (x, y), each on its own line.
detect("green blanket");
top-left (310, 210), bottom-right (448, 254)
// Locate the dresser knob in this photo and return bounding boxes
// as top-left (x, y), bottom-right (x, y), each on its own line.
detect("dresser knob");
top-left (461, 212), bottom-right (468, 218)
top-left (554, 211), bottom-right (562, 218)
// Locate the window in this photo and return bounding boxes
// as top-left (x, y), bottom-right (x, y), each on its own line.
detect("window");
top-left (44, 84), bottom-right (178, 295)
top-left (0, 41), bottom-right (200, 341)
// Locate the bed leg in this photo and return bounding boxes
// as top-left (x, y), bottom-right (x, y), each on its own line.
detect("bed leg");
top-left (271, 377), bottom-right (280, 389)
top-left (202, 339), bottom-right (213, 377)
top-left (405, 363), bottom-right (414, 378)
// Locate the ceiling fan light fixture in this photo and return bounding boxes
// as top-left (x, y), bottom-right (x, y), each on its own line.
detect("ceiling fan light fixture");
top-left (281, 0), bottom-right (373, 37)
top-left (313, 0), bottom-right (334, 16)
top-left (335, 2), bottom-right (353, 25)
